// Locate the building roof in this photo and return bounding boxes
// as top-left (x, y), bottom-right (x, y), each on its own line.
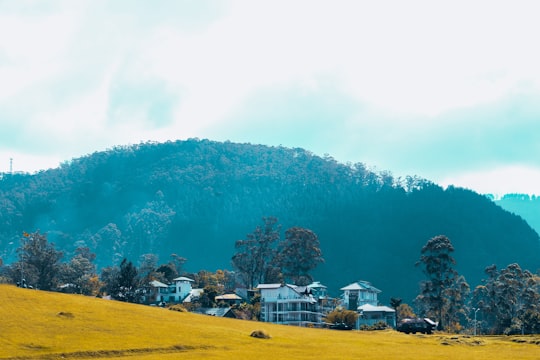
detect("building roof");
top-left (183, 288), bottom-right (204, 303)
top-left (358, 304), bottom-right (395, 313)
top-left (307, 281), bottom-right (327, 289)
top-left (256, 283), bottom-right (282, 289)
top-left (215, 293), bottom-right (242, 301)
top-left (149, 280), bottom-right (168, 288)
top-left (172, 276), bottom-right (194, 282)
top-left (340, 280), bottom-right (382, 293)
top-left (193, 307), bottom-right (234, 317)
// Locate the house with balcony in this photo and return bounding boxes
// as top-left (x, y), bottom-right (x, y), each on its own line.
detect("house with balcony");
top-left (141, 280), bottom-right (169, 304)
top-left (340, 280), bottom-right (395, 329)
top-left (340, 280), bottom-right (381, 310)
top-left (257, 283), bottom-right (325, 327)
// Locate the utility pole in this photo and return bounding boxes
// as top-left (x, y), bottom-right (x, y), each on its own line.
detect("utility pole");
top-left (474, 308), bottom-right (480, 336)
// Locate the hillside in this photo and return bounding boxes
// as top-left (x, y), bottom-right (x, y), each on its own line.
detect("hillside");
top-left (1, 284), bottom-right (539, 360)
top-left (494, 194), bottom-right (540, 235)
top-left (0, 139), bottom-right (539, 303)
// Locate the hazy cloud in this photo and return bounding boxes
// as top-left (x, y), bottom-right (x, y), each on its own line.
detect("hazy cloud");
top-left (1, 0), bottom-right (540, 194)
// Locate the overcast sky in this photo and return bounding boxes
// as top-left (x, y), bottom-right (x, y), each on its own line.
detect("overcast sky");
top-left (1, 0), bottom-right (540, 195)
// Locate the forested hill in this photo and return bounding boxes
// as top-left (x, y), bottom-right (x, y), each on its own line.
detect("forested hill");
top-left (494, 194), bottom-right (540, 236)
top-left (1, 139), bottom-right (539, 302)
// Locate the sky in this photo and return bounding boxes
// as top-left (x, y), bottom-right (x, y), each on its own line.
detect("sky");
top-left (1, 0), bottom-right (540, 196)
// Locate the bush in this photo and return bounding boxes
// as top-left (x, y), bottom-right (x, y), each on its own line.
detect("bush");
top-left (250, 330), bottom-right (270, 339)
top-left (360, 321), bottom-right (390, 331)
top-left (168, 304), bottom-right (187, 312)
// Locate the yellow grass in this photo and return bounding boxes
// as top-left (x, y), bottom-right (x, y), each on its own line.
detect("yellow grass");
top-left (0, 284), bottom-right (538, 360)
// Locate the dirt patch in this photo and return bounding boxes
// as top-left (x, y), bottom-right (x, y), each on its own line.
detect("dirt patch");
top-left (3, 344), bottom-right (216, 359)
top-left (57, 312), bottom-right (74, 318)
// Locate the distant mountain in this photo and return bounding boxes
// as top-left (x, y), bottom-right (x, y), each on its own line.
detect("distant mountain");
top-left (494, 194), bottom-right (540, 236)
top-left (1, 139), bottom-right (539, 303)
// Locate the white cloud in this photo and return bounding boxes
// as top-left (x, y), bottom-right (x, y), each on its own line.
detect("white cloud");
top-left (440, 165), bottom-right (540, 196)
top-left (1, 0), bottom-right (540, 195)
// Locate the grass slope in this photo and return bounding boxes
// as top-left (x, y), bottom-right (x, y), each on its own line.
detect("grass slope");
top-left (0, 285), bottom-right (538, 360)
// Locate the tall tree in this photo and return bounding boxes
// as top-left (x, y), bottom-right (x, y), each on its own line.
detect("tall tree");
top-left (231, 217), bottom-right (280, 288)
top-left (277, 227), bottom-right (324, 285)
top-left (106, 258), bottom-right (139, 302)
top-left (473, 263), bottom-right (539, 334)
top-left (415, 235), bottom-right (460, 329)
top-left (16, 231), bottom-right (63, 290)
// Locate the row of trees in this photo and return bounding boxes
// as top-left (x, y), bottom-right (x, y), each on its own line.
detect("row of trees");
top-left (0, 231), bottom-right (236, 309)
top-left (231, 217), bottom-right (324, 287)
top-left (1, 230), bottom-right (538, 335)
top-left (413, 235), bottom-right (540, 335)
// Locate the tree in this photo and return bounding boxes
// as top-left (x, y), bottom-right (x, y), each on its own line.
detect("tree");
top-left (231, 217), bottom-right (280, 288)
top-left (473, 263), bottom-right (540, 334)
top-left (396, 303), bottom-right (416, 322)
top-left (104, 258), bottom-right (139, 302)
top-left (415, 235), bottom-right (462, 329)
top-left (325, 308), bottom-right (359, 328)
top-left (390, 297), bottom-right (402, 326)
top-left (16, 231), bottom-right (63, 290)
top-left (58, 246), bottom-right (98, 295)
top-left (277, 227), bottom-right (324, 285)
top-left (138, 253), bottom-right (159, 284)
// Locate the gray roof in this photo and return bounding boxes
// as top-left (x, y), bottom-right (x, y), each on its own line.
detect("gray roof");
top-left (149, 280), bottom-right (168, 288)
top-left (358, 304), bottom-right (395, 313)
top-left (307, 281), bottom-right (327, 289)
top-left (340, 280), bottom-right (382, 293)
top-left (172, 276), bottom-right (194, 282)
top-left (194, 307), bottom-right (233, 317)
top-left (256, 283), bottom-right (282, 289)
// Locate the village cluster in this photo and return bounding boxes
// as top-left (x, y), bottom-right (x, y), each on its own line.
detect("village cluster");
top-left (141, 277), bottom-right (398, 330)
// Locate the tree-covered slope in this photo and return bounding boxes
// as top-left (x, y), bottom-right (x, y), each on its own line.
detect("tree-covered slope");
top-left (0, 139), bottom-right (538, 303)
top-left (494, 194), bottom-right (540, 236)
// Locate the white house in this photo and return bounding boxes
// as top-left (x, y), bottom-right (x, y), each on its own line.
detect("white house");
top-left (340, 280), bottom-right (381, 310)
top-left (167, 276), bottom-right (195, 303)
top-left (257, 283), bottom-right (324, 327)
top-left (142, 280), bottom-right (169, 304)
top-left (357, 304), bottom-right (396, 328)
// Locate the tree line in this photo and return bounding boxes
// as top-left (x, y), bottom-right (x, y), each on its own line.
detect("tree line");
top-left (0, 227), bottom-right (538, 335)
top-left (409, 235), bottom-right (540, 335)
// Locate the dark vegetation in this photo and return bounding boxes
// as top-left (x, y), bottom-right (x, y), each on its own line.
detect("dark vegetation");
top-left (0, 139), bottom-right (539, 306)
top-left (495, 194), bottom-right (540, 235)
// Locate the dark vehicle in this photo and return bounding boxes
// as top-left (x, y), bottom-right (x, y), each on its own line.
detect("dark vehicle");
top-left (328, 323), bottom-right (353, 330)
top-left (397, 318), bottom-right (437, 334)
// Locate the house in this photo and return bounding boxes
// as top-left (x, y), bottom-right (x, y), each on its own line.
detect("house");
top-left (257, 283), bottom-right (324, 327)
top-left (167, 276), bottom-right (195, 303)
top-left (215, 293), bottom-right (243, 306)
top-left (340, 280), bottom-right (396, 329)
top-left (340, 280), bottom-right (381, 310)
top-left (357, 304), bottom-right (396, 328)
top-left (141, 280), bottom-right (169, 304)
top-left (307, 281), bottom-right (334, 314)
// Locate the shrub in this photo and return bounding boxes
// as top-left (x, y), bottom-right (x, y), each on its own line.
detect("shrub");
top-left (360, 321), bottom-right (390, 331)
top-left (250, 330), bottom-right (270, 339)
top-left (168, 304), bottom-right (187, 312)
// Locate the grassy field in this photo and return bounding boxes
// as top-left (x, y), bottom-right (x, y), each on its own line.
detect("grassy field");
top-left (0, 284), bottom-right (538, 359)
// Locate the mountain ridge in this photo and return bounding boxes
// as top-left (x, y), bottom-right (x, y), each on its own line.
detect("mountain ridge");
top-left (0, 139), bottom-right (538, 303)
